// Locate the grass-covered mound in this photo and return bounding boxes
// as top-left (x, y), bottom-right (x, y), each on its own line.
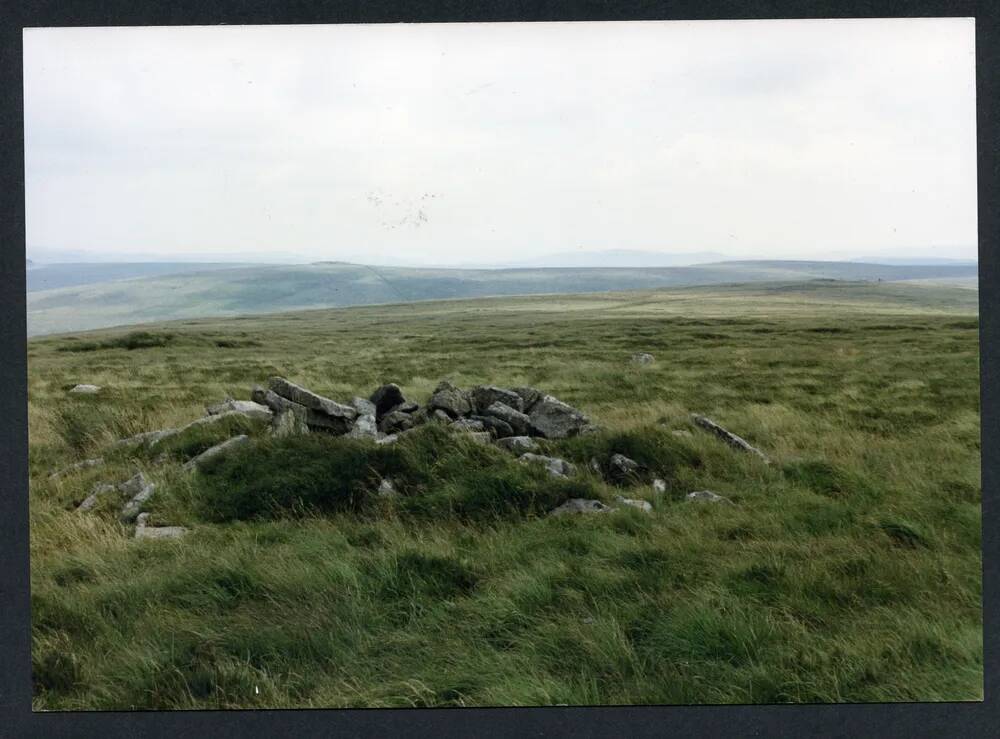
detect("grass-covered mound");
top-left (193, 425), bottom-right (604, 522)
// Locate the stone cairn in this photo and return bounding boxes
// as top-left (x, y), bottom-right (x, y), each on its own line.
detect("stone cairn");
top-left (63, 375), bottom-right (765, 528)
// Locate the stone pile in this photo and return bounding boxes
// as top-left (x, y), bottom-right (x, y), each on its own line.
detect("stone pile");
top-left (243, 377), bottom-right (597, 445)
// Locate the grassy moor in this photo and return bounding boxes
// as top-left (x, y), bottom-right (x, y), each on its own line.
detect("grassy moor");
top-left (28, 281), bottom-right (982, 708)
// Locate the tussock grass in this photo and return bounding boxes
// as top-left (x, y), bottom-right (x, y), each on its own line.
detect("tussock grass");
top-left (26, 284), bottom-right (982, 708)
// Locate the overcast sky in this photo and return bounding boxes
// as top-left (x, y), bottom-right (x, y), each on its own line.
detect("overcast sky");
top-left (24, 19), bottom-right (977, 266)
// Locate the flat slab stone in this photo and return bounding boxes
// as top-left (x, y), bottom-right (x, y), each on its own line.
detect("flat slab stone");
top-left (690, 414), bottom-right (769, 463)
top-left (206, 399), bottom-right (272, 418)
top-left (686, 490), bottom-right (734, 504)
top-left (135, 514), bottom-right (188, 540)
top-left (484, 401), bottom-right (532, 436)
top-left (615, 495), bottom-right (653, 513)
top-left (495, 436), bottom-right (539, 454)
top-left (69, 384), bottom-right (101, 394)
top-left (119, 473), bottom-right (156, 522)
top-left (269, 377), bottom-right (357, 420)
top-left (183, 434), bottom-right (250, 471)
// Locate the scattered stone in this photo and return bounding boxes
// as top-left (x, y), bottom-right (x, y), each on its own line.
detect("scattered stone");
top-left (206, 399), bottom-right (272, 418)
top-left (608, 453), bottom-right (641, 483)
top-left (111, 428), bottom-right (179, 451)
top-left (119, 472), bottom-right (156, 522)
top-left (672, 430), bottom-right (693, 438)
top-left (134, 513), bottom-right (188, 540)
top-left (518, 453), bottom-right (576, 478)
top-left (471, 385), bottom-right (524, 414)
top-left (451, 418), bottom-right (485, 432)
top-left (615, 495), bottom-right (653, 513)
top-left (379, 410), bottom-right (415, 435)
top-left (432, 409), bottom-right (453, 423)
top-left (470, 415), bottom-right (515, 438)
top-left (271, 405), bottom-right (309, 437)
top-left (652, 478), bottom-right (667, 494)
top-left (483, 401), bottom-right (532, 436)
top-left (377, 478), bottom-right (398, 498)
top-left (428, 380), bottom-right (472, 418)
top-left (183, 435), bottom-right (249, 471)
top-left (370, 383), bottom-right (406, 419)
top-left (49, 457), bottom-right (104, 480)
top-left (69, 384), bottom-right (101, 394)
top-left (549, 498), bottom-right (612, 516)
top-left (391, 401), bottom-right (420, 415)
top-left (686, 490), bottom-right (734, 504)
top-left (375, 433), bottom-right (399, 445)
top-left (510, 386), bottom-right (544, 413)
top-left (495, 436), bottom-right (539, 454)
top-left (631, 353), bottom-right (655, 365)
top-left (77, 482), bottom-right (115, 512)
top-left (589, 457), bottom-right (602, 474)
top-left (528, 395), bottom-right (590, 439)
top-left (269, 377), bottom-right (357, 424)
top-left (350, 397), bottom-right (377, 417)
top-left (690, 414), bottom-right (769, 463)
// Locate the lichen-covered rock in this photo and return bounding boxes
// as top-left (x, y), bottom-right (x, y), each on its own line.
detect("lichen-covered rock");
top-left (608, 453), bottom-right (641, 483)
top-left (119, 472), bottom-right (156, 522)
top-left (495, 436), bottom-right (538, 454)
top-left (510, 386), bottom-right (544, 413)
top-left (347, 411), bottom-right (378, 439)
top-left (451, 418), bottom-right (485, 432)
top-left (379, 410), bottom-right (415, 435)
top-left (432, 409), bottom-right (453, 423)
top-left (686, 490), bottom-right (734, 504)
top-left (471, 385), bottom-right (524, 413)
top-left (548, 498), bottom-right (611, 516)
top-left (428, 380), bottom-right (472, 418)
top-left (111, 428), bottom-right (179, 451)
top-left (250, 384), bottom-right (268, 405)
top-left (183, 435), bottom-right (250, 471)
top-left (518, 453), bottom-right (576, 478)
top-left (631, 353), bottom-right (655, 364)
top-left (370, 383), bottom-right (406, 419)
top-left (484, 401), bottom-right (532, 436)
top-left (528, 395), bottom-right (589, 439)
top-left (351, 397), bottom-right (377, 417)
top-left (271, 405), bottom-right (309, 437)
top-left (76, 482), bottom-right (115, 512)
top-left (652, 478), bottom-right (667, 493)
top-left (469, 415), bottom-right (514, 438)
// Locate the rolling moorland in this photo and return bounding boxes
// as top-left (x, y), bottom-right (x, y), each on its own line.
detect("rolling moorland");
top-left (25, 259), bottom-right (979, 336)
top-left (28, 280), bottom-right (981, 708)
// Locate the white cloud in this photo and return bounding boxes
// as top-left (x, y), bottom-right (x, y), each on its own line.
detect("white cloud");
top-left (24, 18), bottom-right (977, 264)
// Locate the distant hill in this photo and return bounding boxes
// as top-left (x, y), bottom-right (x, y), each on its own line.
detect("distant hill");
top-left (490, 249), bottom-right (729, 268)
top-left (26, 260), bottom-right (978, 337)
top-left (26, 262), bottom-right (259, 292)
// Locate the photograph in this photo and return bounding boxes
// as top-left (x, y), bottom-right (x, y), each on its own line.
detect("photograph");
top-left (23, 17), bottom-right (981, 710)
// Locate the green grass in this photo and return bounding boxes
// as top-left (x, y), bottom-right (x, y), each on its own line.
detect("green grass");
top-left (27, 282), bottom-right (982, 708)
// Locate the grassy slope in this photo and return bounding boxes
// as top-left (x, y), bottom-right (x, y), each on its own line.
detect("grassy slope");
top-left (26, 260), bottom-right (979, 336)
top-left (28, 281), bottom-right (982, 708)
